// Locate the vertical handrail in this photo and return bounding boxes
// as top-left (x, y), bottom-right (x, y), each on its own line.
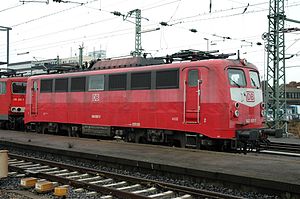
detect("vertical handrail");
top-left (35, 85), bottom-right (38, 115)
top-left (183, 80), bottom-right (186, 124)
top-left (35, 81), bottom-right (38, 116)
top-left (30, 86), bottom-right (32, 116)
top-left (197, 79), bottom-right (200, 124)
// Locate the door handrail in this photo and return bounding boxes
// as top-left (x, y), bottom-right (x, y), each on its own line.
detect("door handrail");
top-left (197, 79), bottom-right (200, 124)
top-left (183, 80), bottom-right (186, 124)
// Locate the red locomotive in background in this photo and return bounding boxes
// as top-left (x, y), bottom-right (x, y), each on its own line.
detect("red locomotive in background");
top-left (22, 51), bottom-right (267, 151)
top-left (0, 76), bottom-right (27, 130)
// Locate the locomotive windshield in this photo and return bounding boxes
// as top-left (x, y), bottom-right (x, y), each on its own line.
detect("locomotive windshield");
top-left (228, 69), bottom-right (246, 87)
top-left (12, 82), bottom-right (27, 94)
top-left (249, 71), bottom-right (260, 88)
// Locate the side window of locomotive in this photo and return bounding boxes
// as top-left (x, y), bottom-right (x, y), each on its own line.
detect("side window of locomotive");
top-left (109, 74), bottom-right (127, 91)
top-left (188, 70), bottom-right (198, 87)
top-left (55, 78), bottom-right (68, 92)
top-left (249, 71), bottom-right (260, 88)
top-left (88, 75), bottom-right (104, 91)
top-left (156, 69), bottom-right (179, 89)
top-left (71, 77), bottom-right (86, 92)
top-left (0, 82), bottom-right (6, 94)
top-left (12, 82), bottom-right (27, 94)
top-left (131, 72), bottom-right (151, 90)
top-left (33, 81), bottom-right (38, 91)
top-left (228, 69), bottom-right (246, 87)
top-left (40, 79), bottom-right (53, 93)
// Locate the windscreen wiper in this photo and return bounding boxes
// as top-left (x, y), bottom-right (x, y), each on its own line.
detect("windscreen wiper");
top-left (251, 78), bottom-right (259, 89)
top-left (231, 79), bottom-right (241, 88)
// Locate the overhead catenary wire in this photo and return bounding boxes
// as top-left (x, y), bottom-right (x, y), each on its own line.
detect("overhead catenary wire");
top-left (11, 0), bottom-right (100, 28)
top-left (7, 17), bottom-right (118, 45)
top-left (2, 5), bottom-right (296, 56)
top-left (1, 1), bottom-right (185, 51)
top-left (167, 2), bottom-right (300, 26)
top-left (1, 0), bottom-right (300, 64)
top-left (0, 29), bottom-right (134, 59)
top-left (0, 23), bottom-right (155, 56)
top-left (4, 0), bottom-right (300, 37)
top-left (3, 0), bottom-right (179, 46)
top-left (141, 0), bottom-right (181, 11)
top-left (168, 2), bottom-right (269, 23)
top-left (167, 0), bottom-right (182, 22)
top-left (0, 3), bottom-right (25, 13)
top-left (0, 1), bottom-right (276, 46)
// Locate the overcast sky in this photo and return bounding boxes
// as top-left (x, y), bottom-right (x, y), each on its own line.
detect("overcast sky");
top-left (0, 0), bottom-right (299, 82)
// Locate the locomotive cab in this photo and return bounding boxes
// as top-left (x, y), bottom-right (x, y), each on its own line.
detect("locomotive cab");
top-left (226, 60), bottom-right (266, 151)
top-left (0, 78), bottom-right (27, 130)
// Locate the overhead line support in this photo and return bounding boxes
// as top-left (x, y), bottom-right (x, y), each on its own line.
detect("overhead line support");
top-left (0, 26), bottom-right (12, 66)
top-left (265, 0), bottom-right (300, 135)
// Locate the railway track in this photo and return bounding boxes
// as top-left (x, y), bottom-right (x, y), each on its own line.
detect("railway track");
top-left (8, 154), bottom-right (244, 199)
top-left (260, 142), bottom-right (300, 156)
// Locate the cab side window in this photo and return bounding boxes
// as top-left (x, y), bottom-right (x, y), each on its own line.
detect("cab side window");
top-left (0, 82), bottom-right (6, 94)
top-left (188, 69), bottom-right (198, 87)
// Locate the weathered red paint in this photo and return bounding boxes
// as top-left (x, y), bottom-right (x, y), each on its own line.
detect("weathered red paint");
top-left (24, 59), bottom-right (264, 139)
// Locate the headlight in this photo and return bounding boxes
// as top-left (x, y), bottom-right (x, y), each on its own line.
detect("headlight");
top-left (235, 102), bottom-right (240, 109)
top-left (234, 110), bottom-right (239, 117)
top-left (261, 110), bottom-right (265, 117)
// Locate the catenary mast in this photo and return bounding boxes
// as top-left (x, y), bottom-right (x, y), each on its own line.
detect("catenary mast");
top-left (265, 0), bottom-right (300, 134)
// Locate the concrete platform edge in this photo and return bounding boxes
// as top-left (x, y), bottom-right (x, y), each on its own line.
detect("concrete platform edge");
top-left (1, 140), bottom-right (299, 196)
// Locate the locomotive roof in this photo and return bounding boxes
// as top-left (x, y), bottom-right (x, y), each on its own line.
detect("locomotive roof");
top-left (91, 57), bottom-right (165, 70)
top-left (27, 58), bottom-right (258, 80)
top-left (0, 76), bottom-right (28, 81)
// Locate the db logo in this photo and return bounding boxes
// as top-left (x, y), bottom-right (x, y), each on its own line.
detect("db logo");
top-left (246, 91), bottom-right (255, 102)
top-left (92, 94), bottom-right (100, 102)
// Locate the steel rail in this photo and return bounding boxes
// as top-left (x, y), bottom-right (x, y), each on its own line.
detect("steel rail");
top-left (265, 142), bottom-right (300, 153)
top-left (8, 153), bottom-right (245, 199)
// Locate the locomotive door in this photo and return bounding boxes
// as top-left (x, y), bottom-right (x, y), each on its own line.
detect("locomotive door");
top-left (184, 69), bottom-right (201, 124)
top-left (30, 80), bottom-right (38, 116)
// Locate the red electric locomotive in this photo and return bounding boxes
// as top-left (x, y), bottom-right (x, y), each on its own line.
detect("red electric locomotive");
top-left (0, 76), bottom-right (27, 130)
top-left (24, 51), bottom-right (267, 150)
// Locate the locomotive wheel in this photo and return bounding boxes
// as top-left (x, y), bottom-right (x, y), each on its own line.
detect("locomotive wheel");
top-left (138, 136), bottom-right (147, 144)
top-left (125, 132), bottom-right (136, 143)
top-left (36, 125), bottom-right (42, 133)
top-left (0, 122), bottom-right (4, 129)
top-left (8, 117), bottom-right (16, 130)
top-left (41, 125), bottom-right (48, 134)
top-left (9, 121), bottom-right (16, 130)
top-left (66, 126), bottom-right (80, 137)
top-left (71, 129), bottom-right (79, 137)
top-left (73, 132), bottom-right (79, 137)
top-left (66, 127), bottom-right (72, 137)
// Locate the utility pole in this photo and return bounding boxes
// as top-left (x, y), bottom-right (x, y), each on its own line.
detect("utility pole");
top-left (56, 55), bottom-right (60, 66)
top-left (79, 44), bottom-right (84, 68)
top-left (265, 0), bottom-right (300, 134)
top-left (125, 9), bottom-right (142, 57)
top-left (0, 26), bottom-right (12, 67)
top-left (112, 9), bottom-right (148, 57)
